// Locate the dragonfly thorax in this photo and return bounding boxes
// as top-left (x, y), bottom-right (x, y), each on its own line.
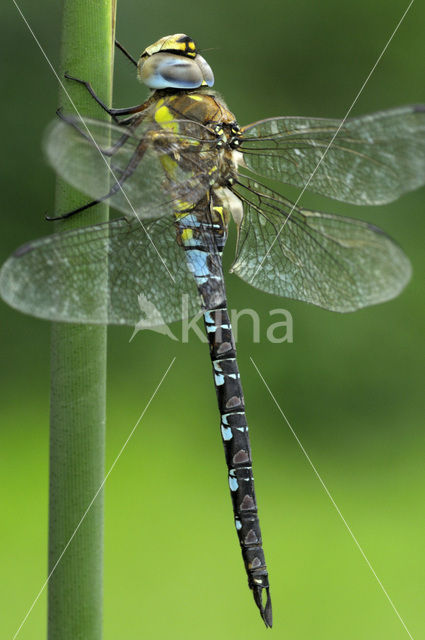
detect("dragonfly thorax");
top-left (147, 89), bottom-right (242, 190)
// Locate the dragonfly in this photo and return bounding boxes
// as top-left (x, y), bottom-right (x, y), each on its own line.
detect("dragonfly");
top-left (1, 33), bottom-right (425, 627)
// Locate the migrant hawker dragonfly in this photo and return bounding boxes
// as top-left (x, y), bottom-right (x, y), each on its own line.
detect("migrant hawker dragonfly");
top-left (1, 33), bottom-right (425, 627)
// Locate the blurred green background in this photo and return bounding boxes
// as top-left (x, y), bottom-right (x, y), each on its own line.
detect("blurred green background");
top-left (1, 0), bottom-right (424, 638)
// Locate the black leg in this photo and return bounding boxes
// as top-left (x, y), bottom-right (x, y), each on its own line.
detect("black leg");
top-left (56, 107), bottom-right (95, 143)
top-left (64, 72), bottom-right (147, 119)
top-left (46, 136), bottom-right (149, 221)
top-left (64, 73), bottom-right (119, 121)
top-left (45, 175), bottom-right (126, 221)
top-left (46, 198), bottom-right (101, 221)
top-left (115, 40), bottom-right (138, 66)
top-left (100, 133), bottom-right (132, 157)
top-left (56, 108), bottom-right (132, 157)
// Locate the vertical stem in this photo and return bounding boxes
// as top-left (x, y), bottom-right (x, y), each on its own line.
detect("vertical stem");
top-left (48, 2), bottom-right (116, 640)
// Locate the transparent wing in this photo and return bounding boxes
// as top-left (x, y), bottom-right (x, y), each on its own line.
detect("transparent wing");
top-left (0, 217), bottom-right (201, 326)
top-left (240, 105), bottom-right (425, 205)
top-left (44, 115), bottom-right (219, 219)
top-left (230, 179), bottom-right (411, 312)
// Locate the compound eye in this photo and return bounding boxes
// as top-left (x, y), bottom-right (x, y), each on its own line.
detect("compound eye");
top-left (138, 50), bottom-right (215, 90)
top-left (195, 55), bottom-right (214, 87)
top-left (138, 53), bottom-right (203, 89)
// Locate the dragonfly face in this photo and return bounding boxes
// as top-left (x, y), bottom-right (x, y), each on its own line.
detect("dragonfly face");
top-left (1, 32), bottom-right (425, 628)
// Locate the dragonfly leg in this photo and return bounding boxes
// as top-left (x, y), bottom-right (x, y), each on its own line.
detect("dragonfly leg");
top-left (64, 73), bottom-right (147, 119)
top-left (45, 164), bottom-right (128, 221)
top-left (115, 39), bottom-right (138, 66)
top-left (45, 198), bottom-right (101, 221)
top-left (64, 73), bottom-right (119, 121)
top-left (46, 137), bottom-right (148, 221)
top-left (46, 173), bottom-right (130, 221)
top-left (45, 175), bottom-right (127, 221)
top-left (56, 108), bottom-right (132, 157)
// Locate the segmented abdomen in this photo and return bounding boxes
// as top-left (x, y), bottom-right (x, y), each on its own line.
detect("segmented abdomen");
top-left (176, 195), bottom-right (272, 626)
top-left (204, 307), bottom-right (272, 626)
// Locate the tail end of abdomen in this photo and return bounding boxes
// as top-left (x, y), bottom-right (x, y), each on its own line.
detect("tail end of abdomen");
top-left (252, 581), bottom-right (273, 628)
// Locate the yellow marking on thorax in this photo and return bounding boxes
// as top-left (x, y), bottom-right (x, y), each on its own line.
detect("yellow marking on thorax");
top-left (154, 103), bottom-right (179, 133)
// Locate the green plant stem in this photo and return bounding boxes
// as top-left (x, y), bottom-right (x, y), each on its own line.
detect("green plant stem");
top-left (48, 2), bottom-right (116, 639)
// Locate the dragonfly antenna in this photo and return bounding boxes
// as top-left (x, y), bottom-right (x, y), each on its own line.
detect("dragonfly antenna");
top-left (198, 47), bottom-right (219, 54)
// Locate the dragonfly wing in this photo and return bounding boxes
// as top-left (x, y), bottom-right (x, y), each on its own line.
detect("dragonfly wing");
top-left (230, 179), bottom-right (411, 312)
top-left (0, 217), bottom-right (200, 326)
top-left (240, 105), bottom-right (425, 205)
top-left (44, 116), bottom-right (217, 219)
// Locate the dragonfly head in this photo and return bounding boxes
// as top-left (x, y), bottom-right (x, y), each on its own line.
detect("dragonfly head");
top-left (137, 34), bottom-right (214, 90)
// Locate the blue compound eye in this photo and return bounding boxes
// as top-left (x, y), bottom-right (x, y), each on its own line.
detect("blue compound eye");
top-left (138, 34), bottom-right (214, 90)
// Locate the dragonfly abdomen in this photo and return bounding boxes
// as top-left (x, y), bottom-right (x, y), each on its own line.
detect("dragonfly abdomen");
top-left (176, 197), bottom-right (272, 626)
top-left (203, 307), bottom-right (272, 627)
top-left (175, 201), bottom-right (228, 309)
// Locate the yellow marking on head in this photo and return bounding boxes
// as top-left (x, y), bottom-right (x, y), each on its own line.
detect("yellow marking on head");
top-left (174, 42), bottom-right (189, 54)
top-left (181, 229), bottom-right (193, 242)
top-left (142, 34), bottom-right (196, 58)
